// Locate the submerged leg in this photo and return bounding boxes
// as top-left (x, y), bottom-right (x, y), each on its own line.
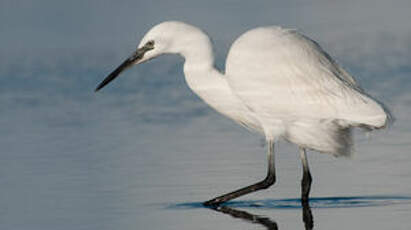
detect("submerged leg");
top-left (204, 141), bottom-right (276, 206)
top-left (299, 147), bottom-right (312, 204)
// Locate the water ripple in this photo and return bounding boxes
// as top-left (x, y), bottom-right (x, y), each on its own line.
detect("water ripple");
top-left (168, 195), bottom-right (411, 209)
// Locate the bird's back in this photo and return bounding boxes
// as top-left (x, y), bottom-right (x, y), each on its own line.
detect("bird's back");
top-left (225, 26), bottom-right (389, 155)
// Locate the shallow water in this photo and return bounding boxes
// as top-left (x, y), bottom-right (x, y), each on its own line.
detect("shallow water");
top-left (1, 59), bottom-right (410, 230)
top-left (171, 196), bottom-right (411, 230)
top-left (1, 1), bottom-right (411, 228)
top-left (1, 108), bottom-right (411, 230)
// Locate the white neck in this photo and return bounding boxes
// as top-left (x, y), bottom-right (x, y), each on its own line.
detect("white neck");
top-left (160, 23), bottom-right (261, 133)
top-left (141, 21), bottom-right (261, 133)
top-left (175, 30), bottom-right (223, 92)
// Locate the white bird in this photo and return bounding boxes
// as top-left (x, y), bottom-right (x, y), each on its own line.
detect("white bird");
top-left (96, 21), bottom-right (391, 206)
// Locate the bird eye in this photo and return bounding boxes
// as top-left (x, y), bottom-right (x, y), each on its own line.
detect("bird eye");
top-left (145, 40), bottom-right (155, 49)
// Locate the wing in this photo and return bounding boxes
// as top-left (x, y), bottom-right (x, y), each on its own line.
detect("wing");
top-left (225, 26), bottom-right (387, 128)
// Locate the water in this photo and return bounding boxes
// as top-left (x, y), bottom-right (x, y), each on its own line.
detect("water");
top-left (1, 92), bottom-right (411, 229)
top-left (1, 44), bottom-right (411, 230)
top-left (1, 1), bottom-right (411, 229)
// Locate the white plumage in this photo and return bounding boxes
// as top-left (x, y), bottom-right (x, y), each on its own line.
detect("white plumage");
top-left (129, 21), bottom-right (389, 156)
top-left (96, 21), bottom-right (391, 205)
top-left (225, 26), bottom-right (388, 156)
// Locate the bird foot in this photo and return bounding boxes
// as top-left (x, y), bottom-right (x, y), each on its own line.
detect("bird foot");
top-left (203, 198), bottom-right (225, 207)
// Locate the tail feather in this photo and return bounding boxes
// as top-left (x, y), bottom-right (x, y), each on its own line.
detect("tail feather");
top-left (284, 119), bottom-right (353, 157)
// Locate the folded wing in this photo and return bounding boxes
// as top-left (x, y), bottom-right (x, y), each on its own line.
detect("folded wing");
top-left (225, 26), bottom-right (388, 129)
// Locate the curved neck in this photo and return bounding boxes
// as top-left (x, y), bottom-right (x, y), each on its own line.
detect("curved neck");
top-left (176, 31), bottom-right (223, 91)
top-left (179, 32), bottom-right (215, 70)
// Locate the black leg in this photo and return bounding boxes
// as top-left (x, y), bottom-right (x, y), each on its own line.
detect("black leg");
top-left (204, 141), bottom-right (276, 206)
top-left (299, 147), bottom-right (312, 204)
top-left (302, 201), bottom-right (314, 230)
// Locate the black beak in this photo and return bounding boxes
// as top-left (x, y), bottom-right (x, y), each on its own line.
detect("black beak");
top-left (95, 47), bottom-right (147, 92)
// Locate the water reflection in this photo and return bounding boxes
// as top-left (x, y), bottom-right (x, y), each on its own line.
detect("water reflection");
top-left (209, 202), bottom-right (313, 230)
top-left (169, 196), bottom-right (411, 230)
top-left (183, 195), bottom-right (411, 209)
top-left (211, 205), bottom-right (279, 230)
top-left (301, 202), bottom-right (314, 230)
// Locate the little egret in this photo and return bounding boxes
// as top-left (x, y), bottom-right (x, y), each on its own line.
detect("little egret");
top-left (95, 21), bottom-right (391, 206)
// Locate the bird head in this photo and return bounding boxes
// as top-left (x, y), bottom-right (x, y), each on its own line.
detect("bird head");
top-left (95, 21), bottom-right (203, 91)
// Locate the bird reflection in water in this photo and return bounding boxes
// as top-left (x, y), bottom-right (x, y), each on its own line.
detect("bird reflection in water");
top-left (209, 202), bottom-right (313, 230)
top-left (213, 206), bottom-right (278, 230)
top-left (169, 196), bottom-right (411, 229)
top-left (301, 201), bottom-right (314, 230)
